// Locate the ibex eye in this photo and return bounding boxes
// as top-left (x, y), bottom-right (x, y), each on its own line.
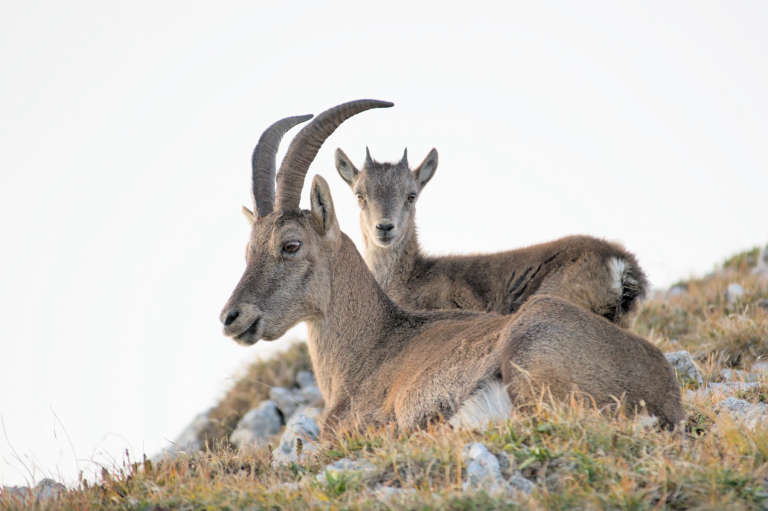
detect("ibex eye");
top-left (407, 193), bottom-right (417, 203)
top-left (282, 241), bottom-right (302, 254)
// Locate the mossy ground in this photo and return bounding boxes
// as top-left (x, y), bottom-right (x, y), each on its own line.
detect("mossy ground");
top-left (4, 247), bottom-right (768, 510)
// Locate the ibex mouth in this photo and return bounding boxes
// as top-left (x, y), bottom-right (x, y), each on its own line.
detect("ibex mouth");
top-left (234, 317), bottom-right (262, 345)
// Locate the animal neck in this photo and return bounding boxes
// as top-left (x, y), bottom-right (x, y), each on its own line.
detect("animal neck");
top-left (305, 233), bottom-right (403, 406)
top-left (362, 221), bottom-right (422, 293)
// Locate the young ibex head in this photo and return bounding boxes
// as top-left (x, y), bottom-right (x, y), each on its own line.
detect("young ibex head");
top-left (336, 147), bottom-right (438, 248)
top-left (220, 100), bottom-right (394, 345)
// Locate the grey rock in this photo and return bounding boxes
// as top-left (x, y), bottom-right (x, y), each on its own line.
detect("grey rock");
top-left (665, 351), bottom-right (704, 386)
top-left (373, 485), bottom-right (418, 502)
top-left (271, 412), bottom-right (320, 467)
top-left (753, 244), bottom-right (768, 277)
top-left (154, 409), bottom-right (212, 458)
top-left (230, 400), bottom-right (282, 449)
top-left (296, 370), bottom-right (316, 389)
top-left (722, 368), bottom-right (759, 382)
top-left (716, 397), bottom-right (768, 428)
top-left (270, 385), bottom-right (324, 420)
top-left (726, 283), bottom-right (745, 304)
top-left (753, 361), bottom-right (768, 374)
top-left (668, 284), bottom-right (688, 296)
top-left (316, 457), bottom-right (377, 483)
top-left (757, 299), bottom-right (768, 310)
top-left (462, 443), bottom-right (506, 494)
top-left (2, 479), bottom-right (65, 503)
top-left (508, 473), bottom-right (535, 495)
top-left (35, 478), bottom-right (65, 501)
top-left (269, 387), bottom-right (304, 418)
top-left (686, 381), bottom-right (760, 400)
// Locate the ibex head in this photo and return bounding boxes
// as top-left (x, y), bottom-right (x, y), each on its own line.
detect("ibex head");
top-left (335, 147), bottom-right (438, 248)
top-left (220, 100), bottom-right (393, 345)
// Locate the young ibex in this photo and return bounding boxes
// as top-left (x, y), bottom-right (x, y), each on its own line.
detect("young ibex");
top-left (335, 149), bottom-right (648, 325)
top-left (220, 100), bottom-right (684, 434)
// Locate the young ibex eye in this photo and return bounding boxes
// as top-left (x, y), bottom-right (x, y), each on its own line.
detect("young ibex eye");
top-left (282, 241), bottom-right (302, 254)
top-left (356, 193), bottom-right (365, 204)
top-left (406, 193), bottom-right (417, 203)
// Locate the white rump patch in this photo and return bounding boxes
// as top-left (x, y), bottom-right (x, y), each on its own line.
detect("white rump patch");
top-left (449, 381), bottom-right (513, 430)
top-left (608, 257), bottom-right (634, 295)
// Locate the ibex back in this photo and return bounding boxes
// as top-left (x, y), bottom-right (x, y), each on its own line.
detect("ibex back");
top-left (336, 148), bottom-right (647, 325)
top-left (220, 100), bottom-right (684, 433)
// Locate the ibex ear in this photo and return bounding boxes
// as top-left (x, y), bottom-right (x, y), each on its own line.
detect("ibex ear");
top-left (335, 148), bottom-right (359, 187)
top-left (413, 148), bottom-right (438, 189)
top-left (310, 175), bottom-right (338, 235)
top-left (241, 206), bottom-right (256, 225)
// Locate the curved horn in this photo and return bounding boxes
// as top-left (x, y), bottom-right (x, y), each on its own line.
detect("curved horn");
top-left (399, 148), bottom-right (408, 167)
top-left (365, 147), bottom-right (374, 168)
top-left (275, 99), bottom-right (394, 212)
top-left (251, 114), bottom-right (313, 217)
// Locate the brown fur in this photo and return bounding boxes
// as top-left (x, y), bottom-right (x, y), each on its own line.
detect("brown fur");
top-left (221, 104), bottom-right (682, 436)
top-left (335, 149), bottom-right (648, 325)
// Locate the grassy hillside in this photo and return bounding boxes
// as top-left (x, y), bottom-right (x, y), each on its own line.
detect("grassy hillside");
top-left (3, 246), bottom-right (768, 510)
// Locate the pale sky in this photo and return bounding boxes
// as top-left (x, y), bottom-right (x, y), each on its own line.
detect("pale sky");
top-left (1, 1), bottom-right (766, 487)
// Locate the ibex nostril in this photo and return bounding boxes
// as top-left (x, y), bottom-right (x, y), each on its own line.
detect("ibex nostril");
top-left (376, 223), bottom-right (394, 232)
top-left (223, 309), bottom-right (240, 327)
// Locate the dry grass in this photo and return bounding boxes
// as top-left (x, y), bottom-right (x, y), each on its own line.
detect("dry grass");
top-left (4, 246), bottom-right (768, 510)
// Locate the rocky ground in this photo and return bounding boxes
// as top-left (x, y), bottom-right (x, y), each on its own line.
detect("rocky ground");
top-left (2, 243), bottom-right (768, 509)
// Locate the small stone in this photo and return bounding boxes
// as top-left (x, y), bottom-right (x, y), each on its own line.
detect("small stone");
top-left (373, 485), bottom-right (417, 502)
top-left (316, 458), bottom-right (377, 483)
top-left (668, 284), bottom-right (688, 296)
top-left (230, 400), bottom-right (283, 449)
top-left (726, 283), bottom-right (744, 304)
top-left (296, 370), bottom-right (316, 389)
top-left (753, 244), bottom-right (768, 277)
top-left (269, 387), bottom-right (304, 419)
top-left (756, 299), bottom-right (768, 311)
top-left (665, 351), bottom-right (704, 386)
top-left (462, 443), bottom-right (506, 494)
top-left (721, 368), bottom-right (758, 382)
top-left (270, 385), bottom-right (324, 420)
top-left (155, 409), bottom-right (212, 458)
top-left (716, 397), bottom-right (768, 428)
top-left (35, 479), bottom-right (65, 501)
top-left (508, 473), bottom-right (535, 495)
top-left (271, 412), bottom-right (320, 467)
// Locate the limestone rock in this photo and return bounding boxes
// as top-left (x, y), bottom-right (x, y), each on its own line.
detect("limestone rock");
top-left (229, 400), bottom-right (282, 449)
top-left (726, 283), bottom-right (745, 304)
top-left (462, 443), bottom-right (506, 494)
top-left (716, 397), bottom-right (768, 428)
top-left (316, 457), bottom-right (377, 483)
top-left (271, 412), bottom-right (320, 467)
top-left (665, 351), bottom-right (704, 386)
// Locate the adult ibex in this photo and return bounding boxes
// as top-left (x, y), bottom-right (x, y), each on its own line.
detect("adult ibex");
top-left (220, 100), bottom-right (684, 433)
top-left (335, 148), bottom-right (647, 325)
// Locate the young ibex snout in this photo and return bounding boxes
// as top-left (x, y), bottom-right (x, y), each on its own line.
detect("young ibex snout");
top-left (336, 147), bottom-right (437, 248)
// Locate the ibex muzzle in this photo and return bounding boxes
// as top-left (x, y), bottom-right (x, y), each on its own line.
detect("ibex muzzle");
top-left (220, 100), bottom-right (394, 346)
top-left (336, 147), bottom-right (437, 247)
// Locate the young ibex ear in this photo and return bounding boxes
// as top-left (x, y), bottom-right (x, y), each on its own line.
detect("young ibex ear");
top-left (241, 205), bottom-right (256, 225)
top-left (310, 175), bottom-right (338, 235)
top-left (413, 148), bottom-right (438, 189)
top-left (335, 148), bottom-right (359, 187)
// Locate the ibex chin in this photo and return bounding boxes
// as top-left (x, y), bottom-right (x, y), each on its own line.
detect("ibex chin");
top-left (335, 148), bottom-right (648, 325)
top-left (220, 100), bottom-right (684, 434)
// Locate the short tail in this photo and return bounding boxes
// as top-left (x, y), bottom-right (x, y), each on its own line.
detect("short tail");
top-left (607, 254), bottom-right (648, 322)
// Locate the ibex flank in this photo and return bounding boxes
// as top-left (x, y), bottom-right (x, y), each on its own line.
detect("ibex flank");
top-left (220, 100), bottom-right (684, 433)
top-left (336, 148), bottom-right (647, 325)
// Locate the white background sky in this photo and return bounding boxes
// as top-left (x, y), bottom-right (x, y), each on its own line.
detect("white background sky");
top-left (1, 1), bottom-right (766, 487)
